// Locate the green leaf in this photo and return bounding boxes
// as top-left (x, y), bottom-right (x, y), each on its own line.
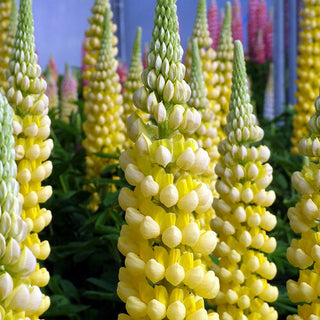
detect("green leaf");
top-left (93, 152), bottom-right (119, 160)
top-left (82, 290), bottom-right (120, 301)
top-left (103, 191), bottom-right (120, 207)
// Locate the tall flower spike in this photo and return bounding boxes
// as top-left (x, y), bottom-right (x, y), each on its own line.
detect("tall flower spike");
top-left (0, 0), bottom-right (17, 94)
top-left (82, 0), bottom-right (117, 100)
top-left (0, 93), bottom-right (45, 320)
top-left (122, 27), bottom-right (146, 136)
top-left (188, 38), bottom-right (219, 216)
top-left (291, 0), bottom-right (320, 155)
top-left (213, 2), bottom-right (234, 135)
top-left (0, 0), bottom-right (12, 52)
top-left (82, 6), bottom-right (125, 183)
top-left (5, 0), bottom-right (53, 317)
top-left (263, 63), bottom-right (274, 120)
top-left (254, 29), bottom-right (266, 64)
top-left (117, 0), bottom-right (220, 318)
top-left (60, 63), bottom-right (78, 123)
top-left (48, 54), bottom-right (58, 84)
top-left (210, 40), bottom-right (278, 319)
top-left (265, 8), bottom-right (273, 61)
top-left (232, 0), bottom-right (244, 44)
top-left (44, 65), bottom-right (59, 116)
top-left (208, 0), bottom-right (220, 50)
top-left (286, 91), bottom-right (320, 319)
top-left (248, 0), bottom-right (259, 57)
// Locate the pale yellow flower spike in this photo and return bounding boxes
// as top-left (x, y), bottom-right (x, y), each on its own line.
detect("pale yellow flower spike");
top-left (286, 90), bottom-right (320, 319)
top-left (5, 0), bottom-right (52, 317)
top-left (210, 40), bottom-right (278, 319)
top-left (82, 0), bottom-right (118, 100)
top-left (291, 0), bottom-right (320, 155)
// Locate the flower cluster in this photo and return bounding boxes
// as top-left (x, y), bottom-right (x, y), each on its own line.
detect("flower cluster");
top-left (210, 40), bottom-right (278, 319)
top-left (0, 0), bottom-right (16, 93)
top-left (287, 91), bottom-right (320, 319)
top-left (60, 63), bottom-right (78, 123)
top-left (82, 0), bottom-right (117, 100)
top-left (4, 0), bottom-right (53, 317)
top-left (43, 64), bottom-right (59, 116)
top-left (291, 0), bottom-right (320, 155)
top-left (207, 0), bottom-right (220, 50)
top-left (232, 0), bottom-right (244, 44)
top-left (0, 0), bottom-right (12, 53)
top-left (82, 6), bottom-right (125, 181)
top-left (117, 0), bottom-right (220, 318)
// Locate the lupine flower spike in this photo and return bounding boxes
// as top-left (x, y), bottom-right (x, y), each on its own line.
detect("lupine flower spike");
top-left (122, 27), bottom-right (146, 133)
top-left (117, 0), bottom-right (220, 318)
top-left (82, 6), bottom-right (125, 182)
top-left (265, 8), bottom-right (273, 61)
top-left (5, 0), bottom-right (53, 317)
top-left (60, 63), bottom-right (78, 123)
top-left (291, 0), bottom-right (320, 155)
top-left (253, 29), bottom-right (266, 64)
top-left (117, 60), bottom-right (128, 89)
top-left (248, 0), bottom-right (259, 57)
top-left (0, 0), bottom-right (17, 94)
top-left (43, 65), bottom-right (59, 116)
top-left (0, 0), bottom-right (12, 52)
top-left (208, 0), bottom-right (220, 50)
top-left (142, 43), bottom-right (149, 70)
top-left (232, 0), bottom-right (244, 44)
top-left (286, 91), bottom-right (320, 319)
top-left (214, 2), bottom-right (234, 133)
top-left (188, 38), bottom-right (219, 210)
top-left (210, 40), bottom-right (278, 319)
top-left (48, 54), bottom-right (58, 84)
top-left (82, 0), bottom-right (117, 100)
top-left (0, 93), bottom-right (44, 320)
top-left (263, 63), bottom-right (274, 120)
top-left (81, 37), bottom-right (90, 89)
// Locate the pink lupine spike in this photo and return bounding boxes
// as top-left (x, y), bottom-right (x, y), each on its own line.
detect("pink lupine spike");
top-left (258, 0), bottom-right (268, 36)
top-left (117, 60), bottom-right (128, 87)
top-left (142, 42), bottom-right (148, 70)
top-left (81, 37), bottom-right (90, 88)
top-left (232, 0), bottom-right (244, 43)
top-left (207, 0), bottom-right (220, 49)
top-left (248, 0), bottom-right (259, 57)
top-left (254, 29), bottom-right (266, 63)
top-left (48, 54), bottom-right (58, 83)
top-left (265, 7), bottom-right (273, 60)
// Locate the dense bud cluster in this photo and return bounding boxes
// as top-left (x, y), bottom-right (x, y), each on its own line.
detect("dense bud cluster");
top-left (287, 92), bottom-right (320, 319)
top-left (0, 0), bottom-right (12, 52)
top-left (43, 65), bottom-right (59, 116)
top-left (82, 6), bottom-right (125, 182)
top-left (207, 0), bottom-right (220, 50)
top-left (117, 0), bottom-right (220, 318)
top-left (5, 0), bottom-right (53, 317)
top-left (82, 0), bottom-right (118, 99)
top-left (210, 40), bottom-right (278, 319)
top-left (0, 0), bottom-right (17, 93)
top-left (291, 0), bottom-right (320, 155)
top-left (60, 63), bottom-right (78, 123)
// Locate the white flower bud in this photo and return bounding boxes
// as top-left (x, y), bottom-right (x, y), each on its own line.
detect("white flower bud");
top-left (145, 259), bottom-right (165, 283)
top-left (125, 207), bottom-right (144, 227)
top-left (118, 187), bottom-right (138, 210)
top-left (160, 184), bottom-right (179, 207)
top-left (136, 134), bottom-right (151, 155)
top-left (7, 247), bottom-right (36, 277)
top-left (6, 283), bottom-right (30, 311)
top-left (162, 225), bottom-right (182, 248)
top-left (177, 191), bottom-right (199, 213)
top-left (239, 231), bottom-right (252, 247)
top-left (125, 252), bottom-right (145, 275)
top-left (125, 164), bottom-right (144, 186)
top-left (195, 270), bottom-right (220, 299)
top-left (140, 216), bottom-right (160, 239)
top-left (193, 231), bottom-right (217, 255)
top-left (182, 222), bottom-right (200, 246)
top-left (184, 266), bottom-right (204, 289)
top-left (25, 286), bottom-right (43, 314)
top-left (147, 299), bottom-right (166, 320)
top-left (154, 102), bottom-right (167, 124)
top-left (176, 147), bottom-right (195, 170)
top-left (190, 148), bottom-right (210, 175)
top-left (155, 145), bottom-right (172, 167)
top-left (163, 80), bottom-right (174, 102)
top-left (168, 104), bottom-right (184, 129)
top-left (241, 188), bottom-right (254, 203)
top-left (167, 301), bottom-right (186, 320)
top-left (126, 296), bottom-right (147, 319)
top-left (140, 175), bottom-right (159, 197)
top-left (0, 272), bottom-right (13, 301)
top-left (165, 263), bottom-right (185, 286)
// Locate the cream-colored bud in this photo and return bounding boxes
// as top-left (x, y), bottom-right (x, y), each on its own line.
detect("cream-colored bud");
top-left (165, 263), bottom-right (185, 286)
top-left (145, 259), bottom-right (165, 283)
top-left (17, 168), bottom-right (31, 184)
top-left (12, 120), bottom-right (23, 135)
top-left (234, 206), bottom-right (246, 222)
top-left (168, 104), bottom-right (184, 129)
top-left (190, 148), bottom-right (210, 175)
top-left (193, 231), bottom-right (217, 255)
top-left (178, 191), bottom-right (199, 213)
top-left (240, 231), bottom-right (252, 247)
top-left (0, 272), bottom-right (13, 301)
top-left (141, 176), bottom-right (159, 197)
top-left (7, 247), bottom-right (36, 277)
top-left (147, 299), bottom-right (166, 320)
top-left (184, 266), bottom-right (204, 289)
top-left (26, 144), bottom-right (40, 160)
top-left (118, 187), bottom-right (138, 210)
top-left (187, 308), bottom-right (208, 320)
top-left (176, 147), bottom-right (195, 170)
top-left (25, 286), bottom-right (43, 314)
top-left (125, 164), bottom-right (144, 186)
top-left (6, 284), bottom-right (30, 311)
top-left (241, 188), bottom-right (254, 203)
top-left (163, 80), bottom-right (174, 102)
top-left (154, 102), bottom-right (167, 124)
top-left (182, 222), bottom-right (200, 246)
top-left (160, 184), bottom-right (179, 207)
top-left (140, 216), bottom-right (160, 239)
top-left (126, 296), bottom-right (147, 318)
top-left (167, 301), bottom-right (186, 320)
top-left (117, 281), bottom-right (138, 303)
top-left (162, 226), bottom-right (182, 248)
top-left (119, 150), bottom-right (136, 171)
top-left (15, 145), bottom-right (25, 160)
top-left (125, 207), bottom-right (144, 227)
top-left (259, 284), bottom-right (278, 303)
top-left (155, 145), bottom-right (172, 167)
top-left (292, 172), bottom-right (313, 194)
top-left (195, 270), bottom-right (220, 299)
top-left (2, 238), bottom-right (20, 265)
top-left (260, 211), bottom-right (276, 231)
top-left (125, 252), bottom-right (145, 275)
top-left (136, 134), bottom-right (151, 155)
top-left (38, 185), bottom-right (52, 203)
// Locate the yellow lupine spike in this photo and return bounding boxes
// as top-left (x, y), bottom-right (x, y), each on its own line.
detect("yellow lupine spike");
top-left (82, 6), bottom-right (125, 182)
top-left (210, 40), bottom-right (278, 319)
top-left (0, 0), bottom-right (16, 94)
top-left (291, 0), bottom-right (320, 155)
top-left (117, 0), bottom-right (220, 318)
top-left (5, 0), bottom-right (52, 318)
top-left (287, 89), bottom-right (320, 319)
top-left (82, 0), bottom-right (118, 100)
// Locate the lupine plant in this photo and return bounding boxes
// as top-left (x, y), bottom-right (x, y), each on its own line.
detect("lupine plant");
top-left (188, 38), bottom-right (219, 206)
top-left (122, 27), bottom-right (145, 130)
top-left (43, 65), bottom-right (59, 116)
top-left (82, 0), bottom-right (117, 100)
top-left (117, 0), bottom-right (221, 318)
top-left (291, 0), bottom-right (320, 155)
top-left (0, 0), bottom-right (17, 94)
top-left (210, 40), bottom-right (278, 319)
top-left (5, 0), bottom-right (53, 317)
top-left (248, 0), bottom-right (259, 57)
top-left (82, 6), bottom-right (125, 182)
top-left (60, 63), bottom-right (78, 123)
top-left (207, 0), bottom-right (220, 50)
top-left (48, 55), bottom-right (58, 85)
top-left (232, 0), bottom-right (244, 44)
top-left (263, 63), bottom-right (274, 120)
top-left (254, 29), bottom-right (266, 64)
top-left (286, 92), bottom-right (320, 319)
